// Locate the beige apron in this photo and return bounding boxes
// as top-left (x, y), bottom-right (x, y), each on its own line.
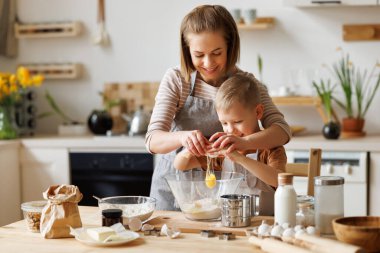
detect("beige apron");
top-left (150, 72), bottom-right (223, 210)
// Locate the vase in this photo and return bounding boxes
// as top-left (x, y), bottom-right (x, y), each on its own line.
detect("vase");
top-left (342, 118), bottom-right (365, 133)
top-left (87, 110), bottom-right (113, 135)
top-left (322, 121), bottom-right (340, 140)
top-left (0, 105), bottom-right (18, 139)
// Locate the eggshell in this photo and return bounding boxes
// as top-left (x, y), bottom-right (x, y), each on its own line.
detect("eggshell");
top-left (306, 226), bottom-right (319, 236)
top-left (294, 225), bottom-right (304, 232)
top-left (270, 225), bottom-right (284, 237)
top-left (128, 217), bottom-right (142, 232)
top-left (282, 228), bottom-right (295, 238)
top-left (258, 221), bottom-right (271, 235)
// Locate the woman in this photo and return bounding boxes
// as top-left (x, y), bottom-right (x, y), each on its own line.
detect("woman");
top-left (146, 5), bottom-right (291, 210)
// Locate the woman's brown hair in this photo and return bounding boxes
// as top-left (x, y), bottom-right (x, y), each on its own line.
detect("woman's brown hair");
top-left (180, 5), bottom-right (240, 82)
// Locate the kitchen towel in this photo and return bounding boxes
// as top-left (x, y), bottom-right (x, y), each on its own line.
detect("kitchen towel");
top-left (0, 0), bottom-right (17, 57)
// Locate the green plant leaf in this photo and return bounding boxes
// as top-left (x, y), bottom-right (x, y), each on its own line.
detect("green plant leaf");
top-left (257, 54), bottom-right (263, 82)
top-left (45, 90), bottom-right (74, 123)
top-left (37, 111), bottom-right (55, 119)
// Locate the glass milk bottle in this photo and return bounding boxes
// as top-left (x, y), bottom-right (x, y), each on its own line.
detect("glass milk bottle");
top-left (314, 176), bottom-right (344, 234)
top-left (275, 173), bottom-right (297, 226)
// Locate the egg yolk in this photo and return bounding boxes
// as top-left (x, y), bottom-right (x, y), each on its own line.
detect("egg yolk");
top-left (205, 173), bottom-right (216, 189)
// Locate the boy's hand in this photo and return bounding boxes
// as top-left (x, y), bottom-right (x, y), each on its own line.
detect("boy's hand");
top-left (209, 132), bottom-right (249, 154)
top-left (225, 150), bottom-right (245, 162)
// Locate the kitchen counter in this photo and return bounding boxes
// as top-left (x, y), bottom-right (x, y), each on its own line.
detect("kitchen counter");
top-left (1, 133), bottom-right (379, 151)
top-left (20, 135), bottom-right (147, 149)
top-left (0, 206), bottom-right (261, 253)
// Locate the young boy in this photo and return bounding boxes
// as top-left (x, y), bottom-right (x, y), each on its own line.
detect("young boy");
top-left (174, 74), bottom-right (287, 212)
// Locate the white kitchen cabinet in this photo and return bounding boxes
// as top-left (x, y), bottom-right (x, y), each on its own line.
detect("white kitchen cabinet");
top-left (283, 0), bottom-right (378, 7)
top-left (20, 147), bottom-right (70, 202)
top-left (370, 152), bottom-right (380, 216)
top-left (0, 141), bottom-right (21, 226)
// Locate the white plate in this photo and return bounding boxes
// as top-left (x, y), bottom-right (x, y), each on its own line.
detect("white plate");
top-left (75, 230), bottom-right (140, 247)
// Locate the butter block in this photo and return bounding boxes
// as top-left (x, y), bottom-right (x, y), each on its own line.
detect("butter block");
top-left (87, 227), bottom-right (116, 242)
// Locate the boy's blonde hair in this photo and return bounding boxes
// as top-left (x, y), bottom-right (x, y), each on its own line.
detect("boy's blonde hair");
top-left (215, 74), bottom-right (261, 111)
top-left (180, 5), bottom-right (240, 82)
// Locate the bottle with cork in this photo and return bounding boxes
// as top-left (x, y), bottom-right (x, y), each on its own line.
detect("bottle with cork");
top-left (274, 173), bottom-right (297, 226)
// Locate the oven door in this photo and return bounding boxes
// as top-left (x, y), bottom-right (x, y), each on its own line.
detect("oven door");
top-left (70, 151), bottom-right (154, 206)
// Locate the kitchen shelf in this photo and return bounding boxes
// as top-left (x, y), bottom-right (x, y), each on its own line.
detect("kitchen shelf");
top-left (343, 24), bottom-right (380, 41)
top-left (20, 63), bottom-right (82, 79)
top-left (237, 17), bottom-right (275, 30)
top-left (283, 0), bottom-right (378, 7)
top-left (272, 96), bottom-right (339, 124)
top-left (15, 21), bottom-right (82, 38)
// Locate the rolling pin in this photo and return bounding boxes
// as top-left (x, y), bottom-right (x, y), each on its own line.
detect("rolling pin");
top-left (294, 233), bottom-right (364, 253)
top-left (248, 236), bottom-right (311, 253)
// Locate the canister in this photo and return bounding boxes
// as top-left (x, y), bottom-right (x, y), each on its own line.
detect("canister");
top-left (220, 194), bottom-right (251, 227)
top-left (314, 176), bottom-right (344, 234)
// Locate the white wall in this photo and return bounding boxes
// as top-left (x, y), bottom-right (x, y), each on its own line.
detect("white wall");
top-left (0, 0), bottom-right (379, 135)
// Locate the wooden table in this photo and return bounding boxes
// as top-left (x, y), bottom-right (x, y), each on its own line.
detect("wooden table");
top-left (0, 206), bottom-right (263, 253)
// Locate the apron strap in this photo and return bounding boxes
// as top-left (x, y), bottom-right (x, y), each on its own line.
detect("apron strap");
top-left (189, 71), bottom-right (197, 96)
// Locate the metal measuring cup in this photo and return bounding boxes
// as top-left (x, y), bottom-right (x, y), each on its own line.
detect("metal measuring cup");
top-left (220, 194), bottom-right (251, 227)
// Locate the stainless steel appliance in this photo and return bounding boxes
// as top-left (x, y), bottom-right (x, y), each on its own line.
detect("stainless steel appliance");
top-left (287, 150), bottom-right (368, 216)
top-left (69, 151), bottom-right (154, 206)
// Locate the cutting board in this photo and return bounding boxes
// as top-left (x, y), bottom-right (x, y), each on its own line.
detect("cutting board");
top-left (103, 82), bottom-right (160, 132)
top-left (146, 211), bottom-right (273, 236)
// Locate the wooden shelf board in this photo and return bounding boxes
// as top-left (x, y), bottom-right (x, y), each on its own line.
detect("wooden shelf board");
top-left (15, 21), bottom-right (82, 39)
top-left (271, 96), bottom-right (322, 105)
top-left (343, 24), bottom-right (380, 41)
top-left (272, 96), bottom-right (339, 124)
top-left (237, 17), bottom-right (275, 30)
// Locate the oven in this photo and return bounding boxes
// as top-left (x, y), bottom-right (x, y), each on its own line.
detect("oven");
top-left (286, 150), bottom-right (368, 216)
top-left (69, 150), bottom-right (154, 206)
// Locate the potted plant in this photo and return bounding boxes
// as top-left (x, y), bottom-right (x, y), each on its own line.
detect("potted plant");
top-left (331, 52), bottom-right (380, 135)
top-left (313, 79), bottom-right (340, 139)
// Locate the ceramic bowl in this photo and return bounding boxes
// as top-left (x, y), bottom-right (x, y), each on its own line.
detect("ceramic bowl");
top-left (98, 196), bottom-right (156, 223)
top-left (332, 216), bottom-right (380, 252)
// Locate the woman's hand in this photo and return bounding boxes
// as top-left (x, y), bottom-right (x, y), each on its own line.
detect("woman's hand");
top-left (180, 130), bottom-right (209, 156)
top-left (209, 132), bottom-right (249, 153)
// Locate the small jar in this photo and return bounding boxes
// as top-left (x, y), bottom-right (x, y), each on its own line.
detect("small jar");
top-left (102, 209), bottom-right (123, 227)
top-left (21, 200), bottom-right (47, 232)
top-left (314, 176), bottom-right (344, 234)
top-left (296, 202), bottom-right (315, 227)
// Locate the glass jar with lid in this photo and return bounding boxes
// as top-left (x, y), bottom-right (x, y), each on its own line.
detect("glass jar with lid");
top-left (314, 176), bottom-right (344, 234)
top-left (296, 202), bottom-right (315, 227)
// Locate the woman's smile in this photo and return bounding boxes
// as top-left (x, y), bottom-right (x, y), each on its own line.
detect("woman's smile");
top-left (187, 31), bottom-right (227, 85)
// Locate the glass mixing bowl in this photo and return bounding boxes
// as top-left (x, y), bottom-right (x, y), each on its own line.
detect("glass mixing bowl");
top-left (165, 171), bottom-right (244, 221)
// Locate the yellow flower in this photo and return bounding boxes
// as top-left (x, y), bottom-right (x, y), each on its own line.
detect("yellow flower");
top-left (2, 85), bottom-right (10, 95)
top-left (10, 83), bottom-right (18, 93)
top-left (17, 66), bottom-right (31, 87)
top-left (1, 67), bottom-right (44, 105)
top-left (9, 75), bottom-right (16, 86)
top-left (32, 75), bottom-right (44, 86)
